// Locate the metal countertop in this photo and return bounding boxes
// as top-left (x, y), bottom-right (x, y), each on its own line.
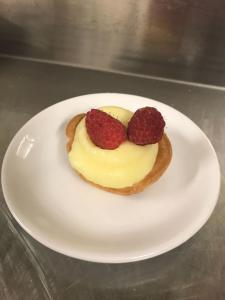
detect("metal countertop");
top-left (0, 57), bottom-right (225, 300)
top-left (1, 0), bottom-right (225, 86)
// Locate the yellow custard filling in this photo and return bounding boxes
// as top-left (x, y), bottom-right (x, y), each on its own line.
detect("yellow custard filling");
top-left (68, 106), bottom-right (158, 188)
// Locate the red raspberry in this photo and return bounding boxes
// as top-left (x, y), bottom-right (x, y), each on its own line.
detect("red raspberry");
top-left (127, 107), bottom-right (165, 145)
top-left (85, 109), bottom-right (126, 149)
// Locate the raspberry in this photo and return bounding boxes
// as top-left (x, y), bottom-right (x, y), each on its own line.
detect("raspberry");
top-left (85, 109), bottom-right (126, 149)
top-left (127, 107), bottom-right (165, 145)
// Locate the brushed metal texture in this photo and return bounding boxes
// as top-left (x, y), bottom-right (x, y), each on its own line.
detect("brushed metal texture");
top-left (0, 0), bottom-right (225, 85)
top-left (0, 57), bottom-right (224, 299)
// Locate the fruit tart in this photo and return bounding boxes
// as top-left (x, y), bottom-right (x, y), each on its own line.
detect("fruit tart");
top-left (66, 106), bottom-right (172, 195)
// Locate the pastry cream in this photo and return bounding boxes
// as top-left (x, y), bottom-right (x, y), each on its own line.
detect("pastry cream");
top-left (68, 106), bottom-right (159, 188)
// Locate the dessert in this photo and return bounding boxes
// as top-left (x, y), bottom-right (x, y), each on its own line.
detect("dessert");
top-left (66, 106), bottom-right (172, 195)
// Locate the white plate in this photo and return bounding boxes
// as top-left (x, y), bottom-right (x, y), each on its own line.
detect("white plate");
top-left (1, 93), bottom-right (220, 263)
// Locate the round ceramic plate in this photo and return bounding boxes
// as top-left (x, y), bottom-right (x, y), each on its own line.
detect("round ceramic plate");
top-left (1, 93), bottom-right (220, 263)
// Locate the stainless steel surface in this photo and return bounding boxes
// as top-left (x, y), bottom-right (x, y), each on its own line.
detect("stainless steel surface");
top-left (0, 56), bottom-right (224, 300)
top-left (1, 0), bottom-right (225, 86)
